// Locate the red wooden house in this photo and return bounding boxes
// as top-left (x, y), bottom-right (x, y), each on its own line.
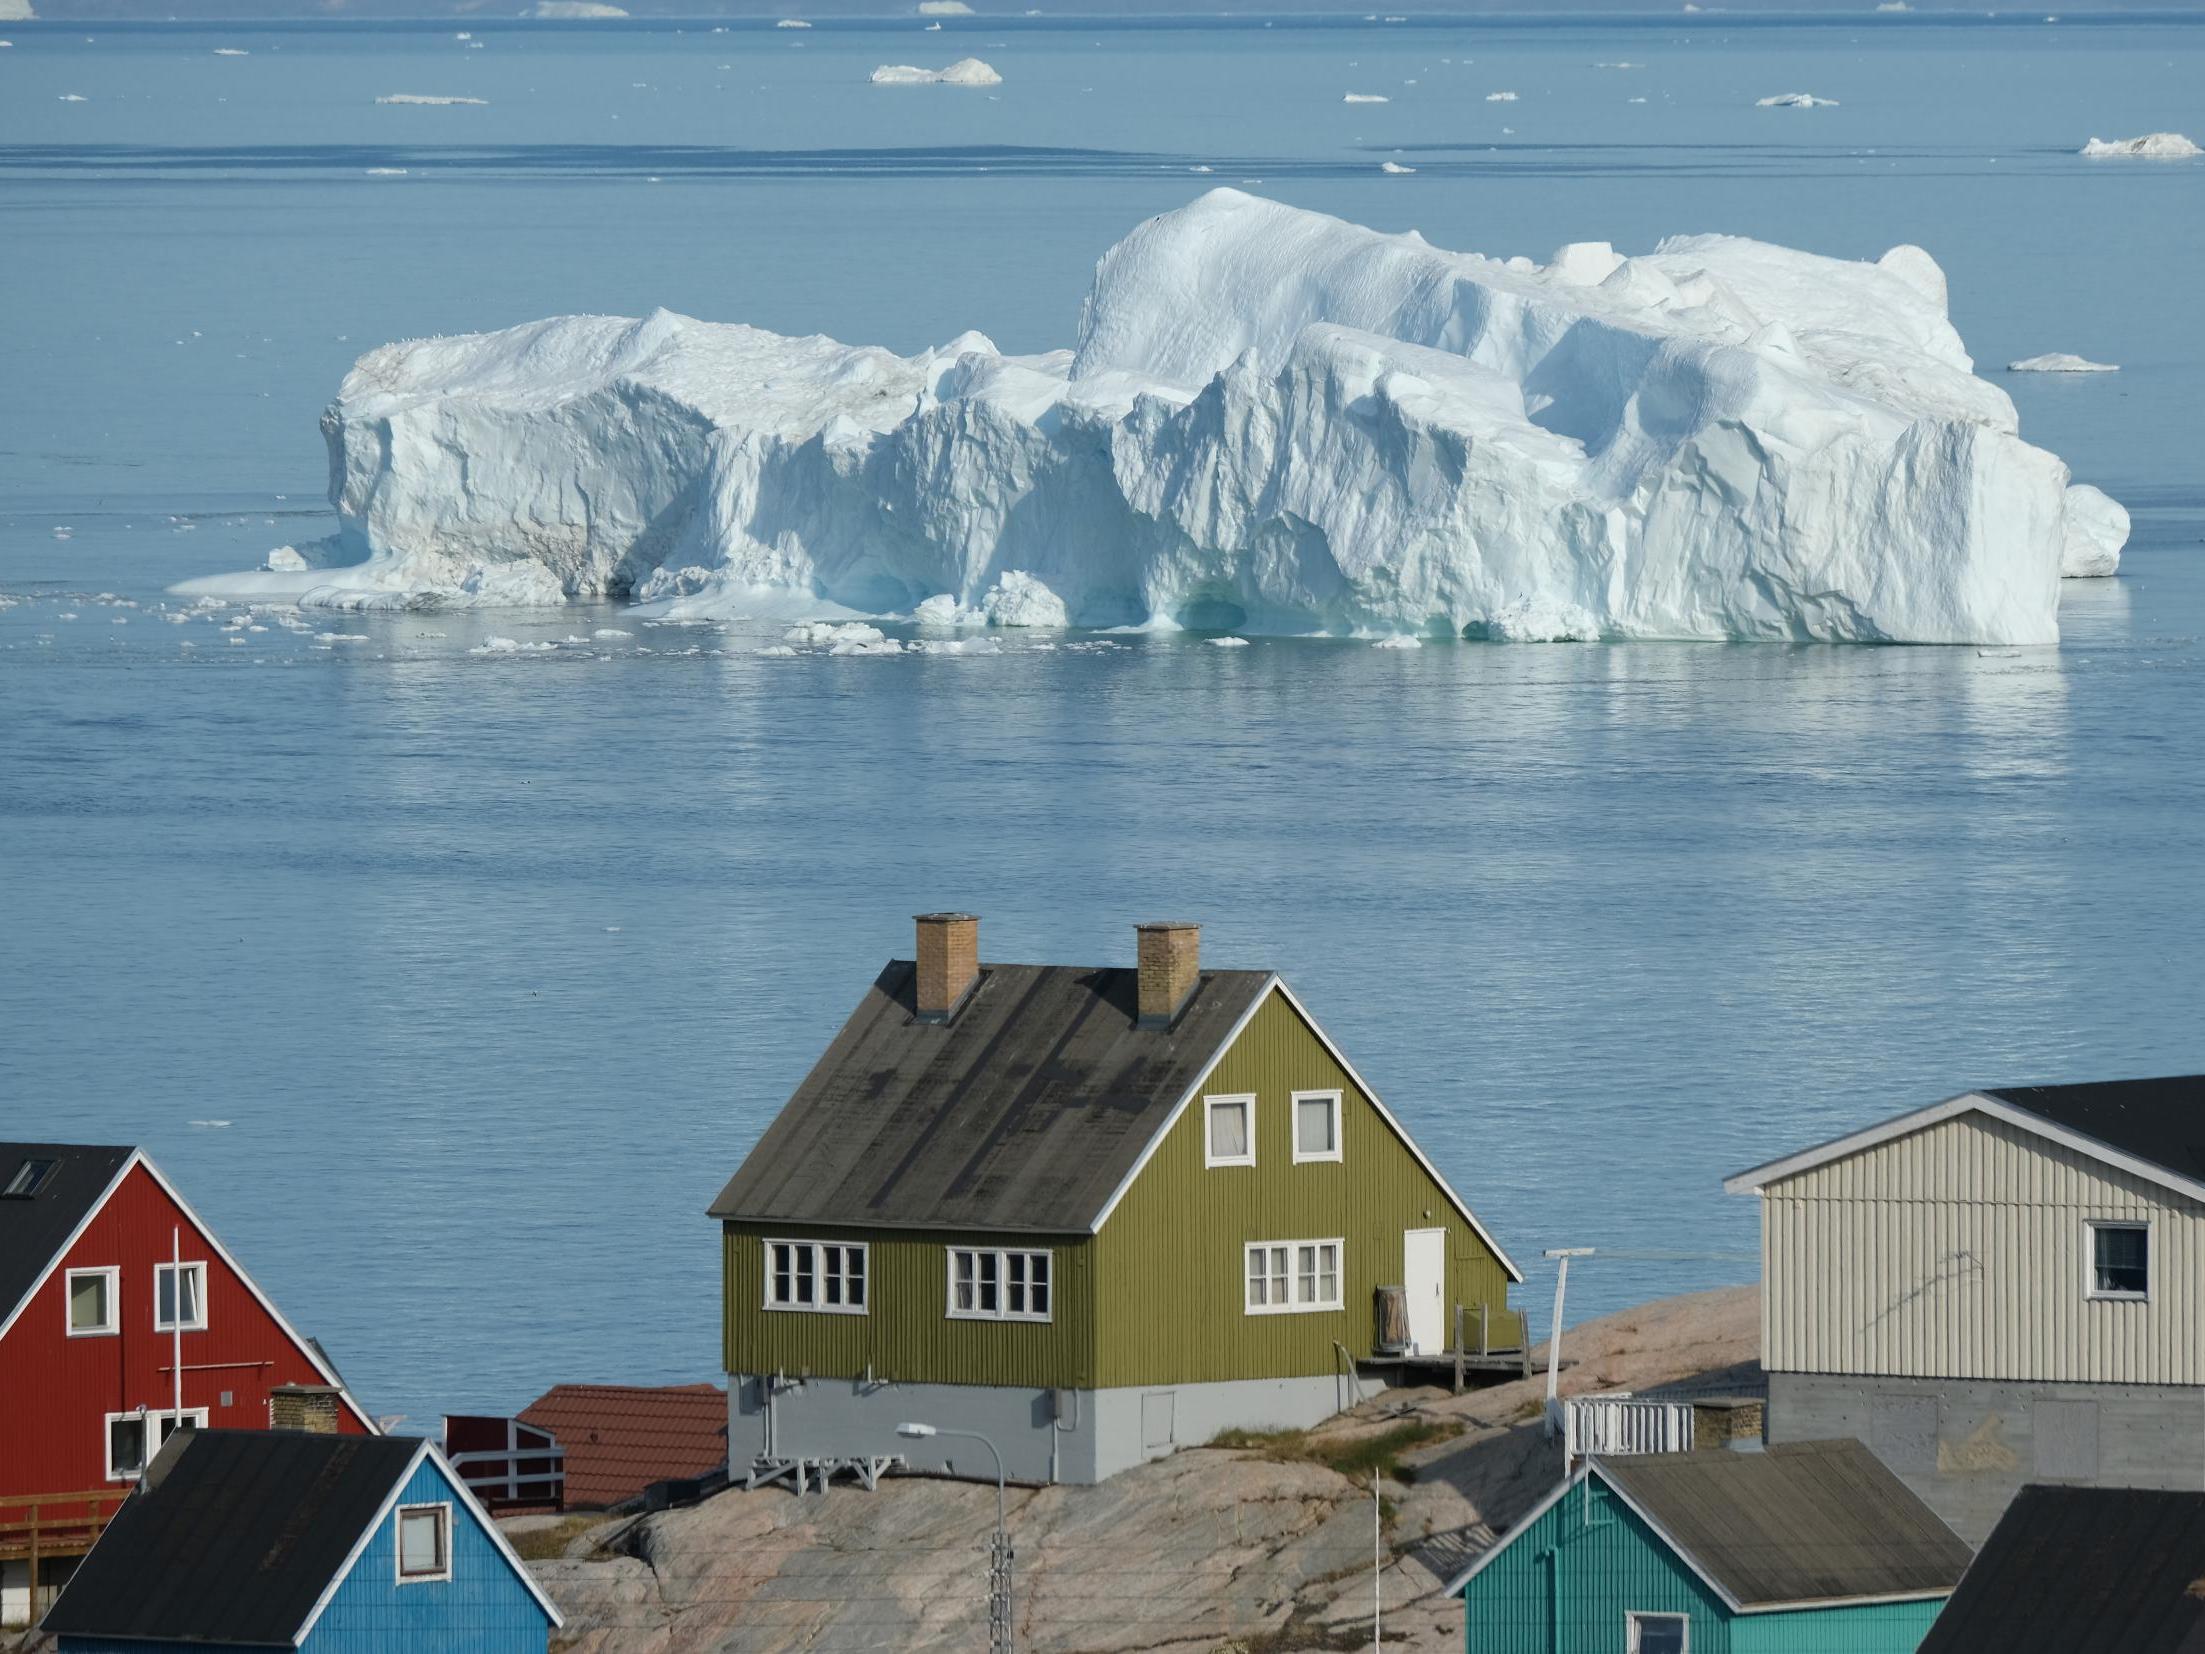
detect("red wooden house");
top-left (0, 1142), bottom-right (375, 1626)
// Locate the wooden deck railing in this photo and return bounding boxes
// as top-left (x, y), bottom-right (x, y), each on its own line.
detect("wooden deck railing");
top-left (0, 1488), bottom-right (129, 1621)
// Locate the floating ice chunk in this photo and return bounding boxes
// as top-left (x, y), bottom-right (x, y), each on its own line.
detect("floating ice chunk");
top-left (755, 644), bottom-right (799, 656)
top-left (1380, 161), bottom-right (1416, 174)
top-left (255, 190), bottom-right (2121, 645)
top-left (593, 627), bottom-right (634, 638)
top-left (470, 635), bottom-right (557, 653)
top-left (1875, 2), bottom-right (1910, 11)
top-left (871, 57), bottom-right (1001, 84)
top-left (1207, 636), bottom-right (1251, 647)
top-left (317, 632), bottom-right (370, 643)
top-left (911, 635), bottom-right (1002, 654)
top-left (917, 1), bottom-right (974, 12)
top-left (1372, 635), bottom-right (1423, 648)
top-left (1594, 60), bottom-right (1643, 67)
top-left (58, 94), bottom-right (89, 103)
top-left (264, 545), bottom-right (311, 572)
top-left (189, 1120), bottom-right (232, 1128)
top-left (2008, 353), bottom-right (2117, 373)
top-left (776, 16), bottom-right (812, 24)
top-left (2079, 132), bottom-right (2200, 158)
top-left (2060, 484), bottom-right (2127, 577)
top-left (786, 620), bottom-right (902, 654)
top-left (1757, 92), bottom-right (1839, 107)
top-left (377, 93), bottom-right (490, 106)
top-left (366, 168), bottom-right (409, 176)
top-left (1486, 90), bottom-right (1518, 101)
top-left (529, 1), bottom-right (629, 16)
top-left (214, 47), bottom-right (249, 55)
top-left (1343, 93), bottom-right (1389, 103)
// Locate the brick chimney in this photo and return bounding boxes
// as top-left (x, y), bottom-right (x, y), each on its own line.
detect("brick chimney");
top-left (270, 1384), bottom-right (343, 1435)
top-left (1135, 922), bottom-right (1201, 1027)
top-left (914, 913), bottom-right (981, 1022)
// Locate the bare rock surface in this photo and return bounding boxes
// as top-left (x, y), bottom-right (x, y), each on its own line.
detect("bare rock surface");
top-left (527, 1286), bottom-right (1758, 1654)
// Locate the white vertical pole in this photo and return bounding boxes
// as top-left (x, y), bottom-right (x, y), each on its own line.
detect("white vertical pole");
top-left (171, 1226), bottom-right (184, 1425)
top-left (1372, 1472), bottom-right (1381, 1652)
top-left (1544, 1255), bottom-right (1570, 1407)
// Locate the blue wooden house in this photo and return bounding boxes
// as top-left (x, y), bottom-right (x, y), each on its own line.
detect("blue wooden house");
top-left (41, 1427), bottom-right (560, 1654)
top-left (1445, 1440), bottom-right (1970, 1654)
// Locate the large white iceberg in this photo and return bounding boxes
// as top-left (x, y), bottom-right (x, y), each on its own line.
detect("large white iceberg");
top-left (2079, 132), bottom-right (2200, 159)
top-left (191, 190), bottom-right (2128, 639)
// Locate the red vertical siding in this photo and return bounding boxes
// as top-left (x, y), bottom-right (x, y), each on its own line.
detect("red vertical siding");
top-left (0, 1161), bottom-right (367, 1503)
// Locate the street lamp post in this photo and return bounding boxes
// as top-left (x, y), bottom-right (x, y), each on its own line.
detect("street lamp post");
top-left (899, 1421), bottom-right (1013, 1654)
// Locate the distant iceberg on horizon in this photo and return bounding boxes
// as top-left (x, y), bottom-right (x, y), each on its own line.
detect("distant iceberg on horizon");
top-left (185, 190), bottom-right (2125, 643)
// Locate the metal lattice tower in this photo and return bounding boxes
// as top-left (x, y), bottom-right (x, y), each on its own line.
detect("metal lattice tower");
top-left (987, 1530), bottom-right (1015, 1654)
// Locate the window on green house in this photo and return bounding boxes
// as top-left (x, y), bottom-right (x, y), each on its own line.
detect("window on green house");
top-left (947, 1247), bottom-right (1051, 1321)
top-left (1291, 1090), bottom-right (1342, 1163)
top-left (764, 1240), bottom-right (868, 1314)
top-left (1245, 1239), bottom-right (1342, 1313)
top-left (1205, 1095), bottom-right (1255, 1167)
top-left (1627, 1612), bottom-right (1688, 1654)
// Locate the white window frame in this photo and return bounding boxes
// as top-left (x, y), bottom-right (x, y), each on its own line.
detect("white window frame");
top-left (2085, 1219), bottom-right (2152, 1302)
top-left (103, 1407), bottom-right (209, 1482)
top-left (394, 1502), bottom-right (454, 1584)
top-left (1244, 1238), bottom-right (1344, 1315)
top-left (761, 1239), bottom-right (869, 1315)
top-left (65, 1265), bottom-right (120, 1337)
top-left (1290, 1090), bottom-right (1344, 1164)
top-left (1203, 1094), bottom-right (1257, 1168)
top-left (945, 1247), bottom-right (1053, 1323)
top-left (1627, 1611), bottom-right (1690, 1654)
top-left (154, 1259), bottom-right (209, 1333)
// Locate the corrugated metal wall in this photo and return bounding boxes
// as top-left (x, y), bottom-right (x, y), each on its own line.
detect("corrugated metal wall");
top-left (1090, 991), bottom-right (1521, 1389)
top-left (1460, 1478), bottom-right (1734, 1653)
top-left (1729, 1600), bottom-right (1944, 1654)
top-left (1761, 1111), bottom-right (2205, 1383)
top-left (721, 1222), bottom-right (1096, 1388)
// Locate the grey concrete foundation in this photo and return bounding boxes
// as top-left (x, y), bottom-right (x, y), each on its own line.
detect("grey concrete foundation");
top-left (1770, 1370), bottom-right (2205, 1543)
top-left (731, 1369), bottom-right (1385, 1486)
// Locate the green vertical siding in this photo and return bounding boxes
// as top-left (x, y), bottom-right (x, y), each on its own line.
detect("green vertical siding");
top-left (1460, 1472), bottom-right (1948, 1654)
top-left (1731, 1601), bottom-right (1944, 1654)
top-left (1462, 1478), bottom-right (1732, 1654)
top-left (721, 1222), bottom-right (1095, 1388)
top-left (1090, 990), bottom-right (1521, 1388)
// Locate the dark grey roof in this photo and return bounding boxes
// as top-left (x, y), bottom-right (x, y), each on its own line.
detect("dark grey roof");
top-left (1597, 1439), bottom-right (1972, 1609)
top-left (42, 1428), bottom-right (425, 1645)
top-left (1984, 1076), bottom-right (2205, 1183)
top-left (0, 1142), bottom-right (134, 1328)
top-left (710, 962), bottom-right (1274, 1233)
top-left (1920, 1485), bottom-right (2205, 1654)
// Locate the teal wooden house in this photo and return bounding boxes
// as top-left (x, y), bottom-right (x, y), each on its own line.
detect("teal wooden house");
top-left (1446, 1440), bottom-right (1970, 1654)
top-left (42, 1428), bottom-right (560, 1654)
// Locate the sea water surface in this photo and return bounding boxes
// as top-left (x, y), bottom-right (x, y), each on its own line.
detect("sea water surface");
top-left (2, 15), bottom-right (2201, 1430)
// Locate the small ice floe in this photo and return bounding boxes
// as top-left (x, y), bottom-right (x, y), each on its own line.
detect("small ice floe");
top-left (1343, 92), bottom-right (1389, 103)
top-left (365, 167), bottom-right (409, 176)
top-left (189, 1119), bottom-right (232, 1129)
top-left (1380, 160), bottom-right (1416, 173)
top-left (528, 1), bottom-right (630, 15)
top-left (870, 57), bottom-right (1001, 84)
top-left (1757, 92), bottom-right (1839, 107)
top-left (1372, 634), bottom-right (1423, 648)
top-left (785, 621), bottom-right (902, 655)
top-left (910, 636), bottom-right (1002, 654)
top-left (592, 627), bottom-right (634, 639)
top-left (470, 635), bottom-right (556, 654)
top-left (1875, 2), bottom-right (1910, 11)
top-left (1206, 635), bottom-right (1251, 647)
top-left (2008, 353), bottom-right (2118, 373)
top-left (214, 47), bottom-right (250, 56)
top-left (456, 30), bottom-right (473, 38)
top-left (316, 633), bottom-right (370, 644)
top-left (2079, 132), bottom-right (2201, 159)
top-left (917, 0), bottom-right (975, 12)
top-left (777, 16), bottom-right (813, 24)
top-left (926, 20), bottom-right (942, 28)
top-left (1486, 90), bottom-right (1518, 101)
top-left (604, 925), bottom-right (623, 932)
top-left (58, 94), bottom-right (90, 103)
top-left (755, 644), bottom-right (799, 656)
top-left (1189, 164), bottom-right (1214, 173)
top-left (376, 93), bottom-right (490, 106)
top-left (1594, 60), bottom-right (1643, 67)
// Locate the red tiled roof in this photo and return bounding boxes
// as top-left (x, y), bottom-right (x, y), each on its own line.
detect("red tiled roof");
top-left (517, 1383), bottom-right (727, 1510)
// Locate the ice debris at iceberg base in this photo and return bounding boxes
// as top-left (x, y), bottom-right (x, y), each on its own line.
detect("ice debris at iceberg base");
top-left (2080, 133), bottom-right (2200, 158)
top-left (1757, 92), bottom-right (1839, 107)
top-left (2008, 353), bottom-right (2117, 373)
top-left (197, 188), bottom-right (2132, 642)
top-left (871, 57), bottom-right (1001, 84)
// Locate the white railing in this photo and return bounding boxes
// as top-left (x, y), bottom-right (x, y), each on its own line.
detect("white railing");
top-left (1552, 1393), bottom-right (1695, 1463)
top-left (448, 1444), bottom-right (566, 1506)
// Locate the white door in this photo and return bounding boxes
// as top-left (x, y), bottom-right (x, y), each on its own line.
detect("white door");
top-left (1404, 1228), bottom-right (1446, 1355)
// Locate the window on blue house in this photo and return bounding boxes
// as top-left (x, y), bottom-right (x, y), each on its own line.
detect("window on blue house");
top-left (1628, 1612), bottom-right (1688, 1654)
top-left (396, 1504), bottom-right (451, 1583)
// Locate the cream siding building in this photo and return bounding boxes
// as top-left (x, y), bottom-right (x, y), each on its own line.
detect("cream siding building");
top-left (1727, 1077), bottom-right (2205, 1543)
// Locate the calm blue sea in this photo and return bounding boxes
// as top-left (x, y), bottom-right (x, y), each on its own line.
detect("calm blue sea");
top-left (1, 14), bottom-right (2200, 1431)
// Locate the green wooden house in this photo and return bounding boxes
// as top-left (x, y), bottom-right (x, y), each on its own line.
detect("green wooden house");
top-left (1447, 1440), bottom-right (1971, 1654)
top-left (709, 914), bottom-right (1524, 1485)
